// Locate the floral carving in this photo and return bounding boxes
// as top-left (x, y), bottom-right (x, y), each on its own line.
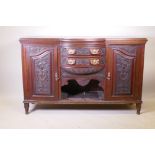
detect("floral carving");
top-left (110, 45), bottom-right (138, 56)
top-left (110, 45), bottom-right (140, 95)
top-left (26, 45), bottom-right (53, 56)
top-left (27, 45), bottom-right (54, 95)
top-left (114, 53), bottom-right (134, 95)
top-left (33, 53), bottom-right (51, 95)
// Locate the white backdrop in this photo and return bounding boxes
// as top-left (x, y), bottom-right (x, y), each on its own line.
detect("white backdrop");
top-left (0, 0), bottom-right (155, 154)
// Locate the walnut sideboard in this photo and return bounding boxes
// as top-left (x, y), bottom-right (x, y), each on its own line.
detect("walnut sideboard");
top-left (19, 38), bottom-right (147, 114)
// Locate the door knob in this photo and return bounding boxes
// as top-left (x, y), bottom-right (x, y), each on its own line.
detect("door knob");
top-left (55, 72), bottom-right (60, 81)
top-left (106, 72), bottom-right (111, 80)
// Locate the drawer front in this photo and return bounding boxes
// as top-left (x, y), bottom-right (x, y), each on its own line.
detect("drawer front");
top-left (61, 47), bottom-right (104, 56)
top-left (62, 67), bottom-right (104, 75)
top-left (61, 57), bottom-right (103, 66)
top-left (61, 47), bottom-right (105, 75)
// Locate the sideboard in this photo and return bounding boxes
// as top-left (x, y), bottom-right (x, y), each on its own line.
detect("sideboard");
top-left (19, 38), bottom-right (147, 114)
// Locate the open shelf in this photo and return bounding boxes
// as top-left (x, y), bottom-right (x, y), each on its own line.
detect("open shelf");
top-left (61, 79), bottom-right (104, 101)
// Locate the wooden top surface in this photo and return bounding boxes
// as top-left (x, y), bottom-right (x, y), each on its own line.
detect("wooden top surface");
top-left (19, 38), bottom-right (147, 45)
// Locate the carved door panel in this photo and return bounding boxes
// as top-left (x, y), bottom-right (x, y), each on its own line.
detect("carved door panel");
top-left (105, 44), bottom-right (142, 100)
top-left (23, 45), bottom-right (59, 100)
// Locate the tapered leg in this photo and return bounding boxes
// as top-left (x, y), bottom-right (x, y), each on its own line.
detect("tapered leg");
top-left (136, 103), bottom-right (141, 115)
top-left (24, 102), bottom-right (29, 114)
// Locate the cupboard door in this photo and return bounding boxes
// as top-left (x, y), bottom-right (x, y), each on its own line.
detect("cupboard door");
top-left (105, 44), bottom-right (143, 100)
top-left (22, 45), bottom-right (59, 100)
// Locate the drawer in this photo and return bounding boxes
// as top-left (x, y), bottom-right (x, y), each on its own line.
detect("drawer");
top-left (62, 66), bottom-right (104, 75)
top-left (61, 57), bottom-right (105, 75)
top-left (61, 47), bottom-right (105, 56)
top-left (61, 57), bottom-right (104, 66)
top-left (61, 47), bottom-right (106, 75)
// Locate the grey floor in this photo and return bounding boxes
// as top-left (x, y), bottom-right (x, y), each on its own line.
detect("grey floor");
top-left (0, 97), bottom-right (155, 128)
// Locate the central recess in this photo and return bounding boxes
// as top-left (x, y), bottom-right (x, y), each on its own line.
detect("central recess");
top-left (61, 79), bottom-right (104, 101)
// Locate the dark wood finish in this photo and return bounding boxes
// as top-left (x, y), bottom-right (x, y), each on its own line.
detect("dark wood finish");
top-left (21, 44), bottom-right (59, 101)
top-left (24, 102), bottom-right (29, 114)
top-left (104, 39), bottom-right (147, 103)
top-left (20, 38), bottom-right (147, 114)
top-left (136, 102), bottom-right (142, 115)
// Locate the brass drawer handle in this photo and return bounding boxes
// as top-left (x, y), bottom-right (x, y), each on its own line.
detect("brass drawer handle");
top-left (90, 49), bottom-right (100, 54)
top-left (90, 59), bottom-right (100, 65)
top-left (67, 58), bottom-right (76, 65)
top-left (67, 49), bottom-right (76, 55)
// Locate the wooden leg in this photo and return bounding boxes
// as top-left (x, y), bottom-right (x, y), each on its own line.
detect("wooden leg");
top-left (24, 102), bottom-right (29, 114)
top-left (136, 103), bottom-right (141, 115)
